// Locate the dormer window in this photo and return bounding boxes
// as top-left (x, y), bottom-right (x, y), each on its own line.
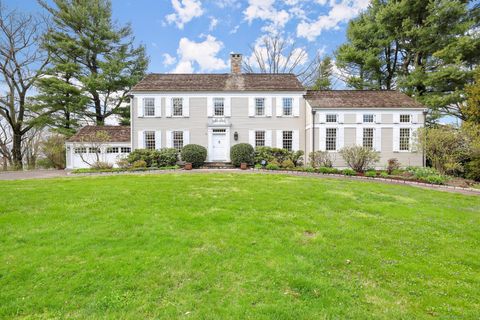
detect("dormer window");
top-left (214, 98), bottom-right (224, 116)
top-left (143, 98), bottom-right (155, 117)
top-left (326, 114), bottom-right (337, 123)
top-left (255, 98), bottom-right (265, 116)
top-left (172, 98), bottom-right (183, 116)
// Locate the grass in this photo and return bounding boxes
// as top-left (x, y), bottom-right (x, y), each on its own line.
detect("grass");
top-left (0, 173), bottom-right (479, 319)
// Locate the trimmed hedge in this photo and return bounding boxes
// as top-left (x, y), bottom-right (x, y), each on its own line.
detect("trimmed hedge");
top-left (127, 148), bottom-right (178, 167)
top-left (230, 143), bottom-right (255, 167)
top-left (181, 144), bottom-right (207, 168)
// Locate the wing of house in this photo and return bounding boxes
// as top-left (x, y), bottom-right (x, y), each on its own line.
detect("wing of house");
top-left (66, 53), bottom-right (426, 169)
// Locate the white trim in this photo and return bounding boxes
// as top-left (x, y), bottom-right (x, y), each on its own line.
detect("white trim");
top-left (292, 130), bottom-right (299, 151)
top-left (265, 130), bottom-right (272, 147)
top-left (155, 131), bottom-right (162, 149)
top-left (207, 127), bottom-right (230, 162)
top-left (154, 97), bottom-right (161, 117)
top-left (183, 130), bottom-right (190, 145)
top-left (183, 98), bottom-right (190, 117)
top-left (276, 130), bottom-right (283, 148)
top-left (224, 97), bottom-right (231, 117)
top-left (248, 130), bottom-right (255, 146)
top-left (265, 98), bottom-right (272, 117)
top-left (166, 130), bottom-right (172, 148)
top-left (138, 130), bottom-right (144, 148)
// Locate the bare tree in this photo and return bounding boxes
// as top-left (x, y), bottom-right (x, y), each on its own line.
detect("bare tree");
top-left (77, 131), bottom-right (110, 167)
top-left (22, 126), bottom-right (45, 169)
top-left (243, 35), bottom-right (319, 85)
top-left (0, 117), bottom-right (11, 169)
top-left (0, 2), bottom-right (50, 169)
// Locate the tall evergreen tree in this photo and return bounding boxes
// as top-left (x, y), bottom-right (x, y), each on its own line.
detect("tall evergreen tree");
top-left (312, 56), bottom-right (333, 90)
top-left (40, 0), bottom-right (148, 125)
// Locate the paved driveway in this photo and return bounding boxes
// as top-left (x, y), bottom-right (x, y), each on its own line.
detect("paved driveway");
top-left (0, 170), bottom-right (69, 180)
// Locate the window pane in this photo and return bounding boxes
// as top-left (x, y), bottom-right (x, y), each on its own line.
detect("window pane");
top-left (106, 147), bottom-right (119, 154)
top-left (214, 98), bottom-right (224, 116)
top-left (88, 147), bottom-right (100, 154)
top-left (144, 131), bottom-right (156, 150)
top-left (255, 131), bottom-right (265, 147)
top-left (144, 98), bottom-right (155, 116)
top-left (173, 131), bottom-right (184, 152)
top-left (282, 131), bottom-right (293, 151)
top-left (326, 114), bottom-right (337, 123)
top-left (255, 98), bottom-right (265, 116)
top-left (121, 147), bottom-right (131, 153)
top-left (400, 128), bottom-right (410, 151)
top-left (74, 147), bottom-right (86, 154)
top-left (173, 98), bottom-right (183, 116)
top-left (283, 98), bottom-right (292, 116)
top-left (363, 114), bottom-right (374, 123)
top-left (363, 128), bottom-right (374, 149)
top-left (400, 114), bottom-right (411, 123)
top-left (326, 128), bottom-right (337, 151)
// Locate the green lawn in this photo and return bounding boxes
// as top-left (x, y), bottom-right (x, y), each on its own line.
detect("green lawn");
top-left (0, 173), bottom-right (479, 319)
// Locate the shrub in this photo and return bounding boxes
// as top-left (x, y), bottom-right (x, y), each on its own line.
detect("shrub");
top-left (406, 166), bottom-right (447, 185)
top-left (127, 149), bottom-right (156, 167)
top-left (91, 161), bottom-right (113, 170)
top-left (365, 170), bottom-right (377, 177)
top-left (266, 163), bottom-right (279, 170)
top-left (339, 146), bottom-right (380, 173)
top-left (424, 175), bottom-right (447, 185)
top-left (281, 159), bottom-right (295, 169)
top-left (230, 143), bottom-right (255, 167)
top-left (156, 148), bottom-right (178, 167)
top-left (465, 158), bottom-right (480, 181)
top-left (342, 168), bottom-right (357, 176)
top-left (181, 144), bottom-right (207, 168)
top-left (304, 166), bottom-right (315, 173)
top-left (41, 134), bottom-right (66, 169)
top-left (309, 151), bottom-right (332, 168)
top-left (131, 160), bottom-right (147, 169)
top-left (387, 158), bottom-right (400, 174)
top-left (254, 163), bottom-right (262, 169)
top-left (255, 147), bottom-right (289, 164)
top-left (289, 150), bottom-right (304, 167)
top-left (116, 158), bottom-right (131, 169)
top-left (380, 171), bottom-right (389, 178)
top-left (318, 167), bottom-right (339, 174)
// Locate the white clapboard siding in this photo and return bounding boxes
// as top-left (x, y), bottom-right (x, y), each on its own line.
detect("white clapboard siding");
top-left (293, 98), bottom-right (300, 117)
top-left (374, 128), bottom-right (382, 151)
top-left (248, 130), bottom-right (255, 146)
top-left (207, 97), bottom-right (214, 117)
top-left (248, 97), bottom-right (255, 117)
top-left (356, 127), bottom-right (363, 146)
top-left (183, 98), bottom-right (190, 117)
top-left (276, 99), bottom-right (283, 117)
top-left (356, 113), bottom-right (362, 124)
top-left (276, 130), bottom-right (283, 148)
top-left (337, 127), bottom-right (344, 150)
top-left (292, 130), bottom-right (299, 151)
top-left (166, 130), bottom-right (172, 148)
top-left (318, 113), bottom-right (326, 124)
top-left (266, 98), bottom-right (272, 117)
top-left (265, 130), bottom-right (272, 147)
top-left (224, 98), bottom-right (231, 117)
top-left (154, 97), bottom-right (161, 117)
top-left (165, 97), bottom-right (172, 117)
top-left (183, 130), bottom-right (190, 145)
top-left (319, 127), bottom-right (326, 151)
top-left (393, 128), bottom-right (400, 152)
top-left (155, 131), bottom-right (162, 149)
top-left (138, 99), bottom-right (144, 117)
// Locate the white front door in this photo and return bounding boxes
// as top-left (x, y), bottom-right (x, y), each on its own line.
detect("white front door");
top-left (212, 133), bottom-right (227, 161)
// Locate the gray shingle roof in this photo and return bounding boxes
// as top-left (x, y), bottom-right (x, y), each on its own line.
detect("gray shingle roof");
top-left (305, 90), bottom-right (425, 109)
top-left (67, 126), bottom-right (130, 143)
top-left (132, 73), bottom-right (305, 92)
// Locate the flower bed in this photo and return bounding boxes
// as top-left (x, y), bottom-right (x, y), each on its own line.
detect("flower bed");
top-left (72, 165), bottom-right (180, 174)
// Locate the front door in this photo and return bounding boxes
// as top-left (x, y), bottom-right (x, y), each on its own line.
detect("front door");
top-left (212, 132), bottom-right (227, 161)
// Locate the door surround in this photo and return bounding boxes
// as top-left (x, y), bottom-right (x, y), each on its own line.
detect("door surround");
top-left (208, 127), bottom-right (230, 162)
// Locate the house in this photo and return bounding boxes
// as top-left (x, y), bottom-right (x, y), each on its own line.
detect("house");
top-left (66, 53), bottom-right (425, 169)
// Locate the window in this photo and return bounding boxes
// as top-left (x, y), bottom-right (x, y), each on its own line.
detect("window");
top-left (144, 131), bottom-right (156, 150)
top-left (282, 131), bottom-right (293, 151)
top-left (88, 147), bottom-right (100, 154)
top-left (255, 131), bottom-right (265, 147)
top-left (143, 98), bottom-right (155, 117)
top-left (400, 128), bottom-right (410, 151)
top-left (106, 147), bottom-right (119, 154)
top-left (173, 131), bottom-right (184, 152)
top-left (214, 98), bottom-right (224, 116)
top-left (213, 129), bottom-right (226, 133)
top-left (326, 128), bottom-right (337, 151)
top-left (363, 128), bottom-right (374, 149)
top-left (255, 98), bottom-right (265, 116)
top-left (172, 98), bottom-right (183, 116)
top-left (283, 98), bottom-right (293, 116)
top-left (400, 114), bottom-right (411, 123)
top-left (363, 114), bottom-right (374, 123)
top-left (121, 147), bottom-right (131, 153)
top-left (326, 114), bottom-right (337, 123)
top-left (74, 147), bottom-right (86, 154)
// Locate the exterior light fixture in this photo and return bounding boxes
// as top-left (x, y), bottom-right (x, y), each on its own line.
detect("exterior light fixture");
top-left (261, 159), bottom-right (267, 168)
top-left (234, 131), bottom-right (239, 141)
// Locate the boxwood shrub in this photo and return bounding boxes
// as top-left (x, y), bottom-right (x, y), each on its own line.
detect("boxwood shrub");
top-left (181, 144), bottom-right (207, 168)
top-left (230, 143), bottom-right (255, 167)
top-left (127, 148), bottom-right (178, 167)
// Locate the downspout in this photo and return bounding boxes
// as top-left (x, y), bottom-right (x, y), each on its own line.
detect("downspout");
top-left (422, 109), bottom-right (427, 167)
top-left (312, 109), bottom-right (316, 157)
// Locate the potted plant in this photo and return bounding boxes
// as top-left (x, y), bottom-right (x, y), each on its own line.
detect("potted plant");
top-left (184, 162), bottom-right (193, 170)
top-left (240, 162), bottom-right (248, 170)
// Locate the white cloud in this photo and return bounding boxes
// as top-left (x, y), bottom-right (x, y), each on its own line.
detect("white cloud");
top-left (209, 17), bottom-right (219, 31)
top-left (244, 0), bottom-right (290, 34)
top-left (297, 0), bottom-right (370, 41)
top-left (162, 53), bottom-right (177, 66)
top-left (173, 35), bottom-right (228, 73)
top-left (230, 25), bottom-right (240, 34)
top-left (165, 0), bottom-right (204, 29)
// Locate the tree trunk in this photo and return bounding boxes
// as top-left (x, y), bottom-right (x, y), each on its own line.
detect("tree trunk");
top-left (12, 131), bottom-right (23, 170)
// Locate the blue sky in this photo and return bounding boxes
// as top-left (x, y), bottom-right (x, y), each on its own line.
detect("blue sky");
top-left (8, 0), bottom-right (370, 74)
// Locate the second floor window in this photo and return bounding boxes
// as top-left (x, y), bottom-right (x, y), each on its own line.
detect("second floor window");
top-left (143, 98), bottom-right (155, 116)
top-left (255, 98), bottom-right (265, 116)
top-left (400, 114), bottom-right (411, 123)
top-left (173, 131), bottom-right (184, 152)
top-left (282, 131), bottom-right (293, 151)
top-left (363, 114), bottom-right (374, 123)
top-left (326, 114), bottom-right (337, 123)
top-left (144, 131), bottom-right (156, 150)
top-left (363, 128), bottom-right (374, 149)
top-left (214, 98), bottom-right (224, 116)
top-left (173, 98), bottom-right (183, 116)
top-left (283, 98), bottom-right (292, 116)
top-left (255, 131), bottom-right (265, 147)
top-left (326, 128), bottom-right (337, 151)
top-left (400, 128), bottom-right (410, 151)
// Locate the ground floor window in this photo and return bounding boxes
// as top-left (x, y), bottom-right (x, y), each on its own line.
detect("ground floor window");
top-left (282, 131), bottom-right (293, 151)
top-left (173, 131), bottom-right (184, 152)
top-left (363, 128), bottom-right (374, 149)
top-left (326, 128), bottom-right (337, 151)
top-left (400, 128), bottom-right (410, 151)
top-left (144, 131), bottom-right (156, 150)
top-left (121, 147), bottom-right (131, 153)
top-left (255, 131), bottom-right (265, 147)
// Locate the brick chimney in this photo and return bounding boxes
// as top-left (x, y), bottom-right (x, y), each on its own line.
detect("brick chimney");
top-left (230, 53), bottom-right (242, 74)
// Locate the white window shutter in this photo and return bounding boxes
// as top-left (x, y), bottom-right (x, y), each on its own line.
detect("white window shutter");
top-left (276, 99), bottom-right (283, 117)
top-left (166, 130), bottom-right (172, 148)
top-left (375, 113), bottom-right (381, 124)
top-left (248, 130), bottom-right (255, 146)
top-left (207, 97), bottom-right (213, 117)
top-left (183, 130), bottom-right (190, 145)
top-left (293, 98), bottom-right (300, 117)
top-left (393, 114), bottom-right (400, 124)
top-left (393, 128), bottom-right (400, 152)
top-left (155, 131), bottom-right (162, 149)
top-left (292, 130), bottom-right (299, 151)
top-left (183, 98), bottom-right (190, 117)
top-left (138, 99), bottom-right (144, 117)
top-left (224, 98), bottom-right (231, 117)
top-left (154, 97), bottom-right (161, 117)
top-left (319, 127), bottom-right (326, 151)
top-left (374, 128), bottom-right (382, 151)
top-left (356, 127), bottom-right (363, 146)
top-left (165, 97), bottom-right (172, 117)
top-left (248, 97), bottom-right (254, 117)
top-left (337, 127), bottom-right (344, 150)
top-left (356, 113), bottom-right (362, 124)
top-left (276, 130), bottom-right (283, 148)
top-left (266, 98), bottom-right (272, 117)
top-left (318, 113), bottom-right (326, 124)
top-left (265, 130), bottom-right (272, 147)
top-left (138, 131), bottom-right (144, 148)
